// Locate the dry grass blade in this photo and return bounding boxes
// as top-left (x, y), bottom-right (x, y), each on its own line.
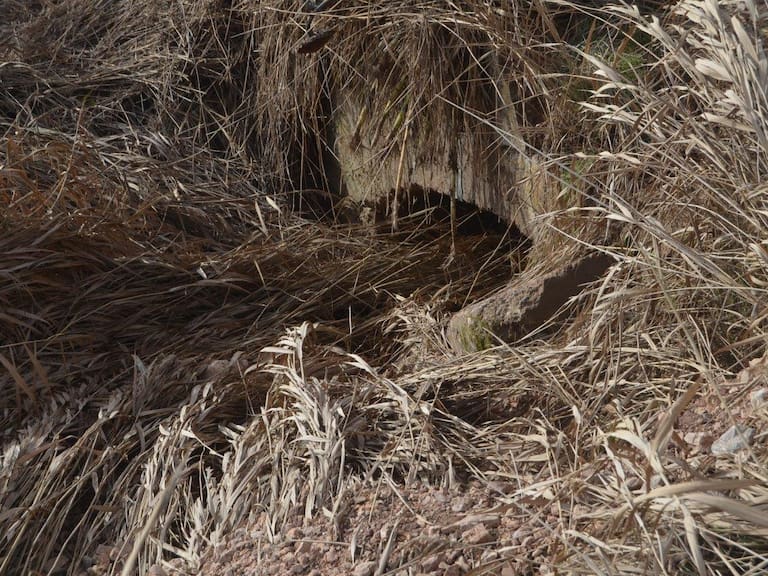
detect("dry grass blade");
top-left (2, 0), bottom-right (768, 575)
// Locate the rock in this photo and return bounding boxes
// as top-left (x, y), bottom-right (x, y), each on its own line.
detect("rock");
top-left (420, 553), bottom-right (444, 572)
top-left (462, 523), bottom-right (494, 545)
top-left (323, 548), bottom-right (339, 564)
top-left (750, 388), bottom-right (768, 409)
top-left (451, 496), bottom-right (471, 513)
top-left (711, 425), bottom-right (755, 454)
top-left (683, 432), bottom-right (714, 452)
top-left (455, 513), bottom-right (501, 530)
top-left (487, 481), bottom-right (514, 495)
top-left (285, 527), bottom-right (304, 540)
top-left (352, 560), bottom-right (377, 576)
top-left (447, 253), bottom-right (614, 352)
top-left (146, 565), bottom-right (167, 576)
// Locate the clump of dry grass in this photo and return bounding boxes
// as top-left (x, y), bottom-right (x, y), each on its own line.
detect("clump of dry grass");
top-left (2, 0), bottom-right (768, 575)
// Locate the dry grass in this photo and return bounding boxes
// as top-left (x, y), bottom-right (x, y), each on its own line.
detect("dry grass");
top-left (2, 0), bottom-right (768, 574)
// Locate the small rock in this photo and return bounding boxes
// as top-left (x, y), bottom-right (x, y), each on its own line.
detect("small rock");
top-left (440, 562), bottom-right (462, 576)
top-left (447, 252), bottom-right (614, 352)
top-left (750, 388), bottom-right (768, 409)
top-left (352, 560), bottom-right (377, 576)
top-left (434, 491), bottom-right (449, 504)
top-left (420, 553), bottom-right (443, 572)
top-left (712, 425), bottom-right (755, 454)
top-left (294, 540), bottom-right (312, 554)
top-left (285, 527), bottom-right (304, 540)
top-left (451, 497), bottom-right (470, 513)
top-left (488, 481), bottom-right (514, 495)
top-left (324, 548), bottom-right (339, 563)
top-left (456, 513), bottom-right (501, 530)
top-left (683, 432), bottom-right (714, 452)
top-left (462, 523), bottom-right (494, 545)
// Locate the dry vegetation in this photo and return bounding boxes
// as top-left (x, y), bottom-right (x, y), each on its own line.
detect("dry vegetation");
top-left (2, 0), bottom-right (768, 574)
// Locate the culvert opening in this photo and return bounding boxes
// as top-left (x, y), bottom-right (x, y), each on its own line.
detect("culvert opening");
top-left (286, 183), bottom-right (531, 360)
top-left (375, 187), bottom-right (531, 295)
top-left (336, 186), bottom-right (532, 360)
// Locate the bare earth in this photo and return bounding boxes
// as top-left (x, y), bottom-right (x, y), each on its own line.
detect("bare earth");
top-left (195, 480), bottom-right (553, 576)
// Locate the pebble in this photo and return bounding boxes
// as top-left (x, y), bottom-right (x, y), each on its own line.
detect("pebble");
top-left (462, 523), bottom-right (494, 545)
top-left (352, 560), bottom-right (377, 576)
top-left (488, 480), bottom-right (514, 495)
top-left (451, 497), bottom-right (470, 513)
top-left (712, 425), bottom-right (755, 454)
top-left (457, 513), bottom-right (501, 530)
top-left (324, 548), bottom-right (339, 563)
top-left (285, 527), bottom-right (304, 540)
top-left (420, 553), bottom-right (443, 572)
top-left (750, 388), bottom-right (768, 408)
top-left (683, 432), bottom-right (714, 452)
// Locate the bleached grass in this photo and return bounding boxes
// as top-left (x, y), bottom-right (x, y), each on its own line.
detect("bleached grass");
top-left (2, 0), bottom-right (768, 575)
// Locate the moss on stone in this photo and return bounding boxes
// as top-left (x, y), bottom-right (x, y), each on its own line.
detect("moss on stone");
top-left (457, 318), bottom-right (495, 352)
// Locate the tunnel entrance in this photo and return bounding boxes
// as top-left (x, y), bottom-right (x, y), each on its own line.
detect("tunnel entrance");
top-left (364, 185), bottom-right (532, 313)
top-left (291, 182), bottom-right (531, 360)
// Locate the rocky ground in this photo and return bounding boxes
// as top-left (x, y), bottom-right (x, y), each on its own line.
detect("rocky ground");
top-left (75, 358), bottom-right (767, 576)
top-left (194, 479), bottom-right (556, 576)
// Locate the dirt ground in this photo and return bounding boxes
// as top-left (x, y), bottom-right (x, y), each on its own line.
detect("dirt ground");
top-left (193, 479), bottom-right (554, 576)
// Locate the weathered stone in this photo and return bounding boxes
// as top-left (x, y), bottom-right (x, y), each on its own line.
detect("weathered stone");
top-left (750, 388), bottom-right (768, 409)
top-left (462, 523), bottom-right (494, 545)
top-left (447, 253), bottom-right (614, 352)
top-left (420, 553), bottom-right (444, 572)
top-left (146, 565), bottom-right (167, 576)
top-left (711, 425), bottom-right (755, 454)
top-left (352, 560), bottom-right (377, 576)
top-left (450, 496), bottom-right (471, 513)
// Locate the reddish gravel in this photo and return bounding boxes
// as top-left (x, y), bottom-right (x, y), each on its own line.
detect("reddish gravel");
top-left (194, 480), bottom-right (559, 576)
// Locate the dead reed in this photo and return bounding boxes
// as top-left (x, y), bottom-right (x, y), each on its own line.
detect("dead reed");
top-left (2, 0), bottom-right (767, 574)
